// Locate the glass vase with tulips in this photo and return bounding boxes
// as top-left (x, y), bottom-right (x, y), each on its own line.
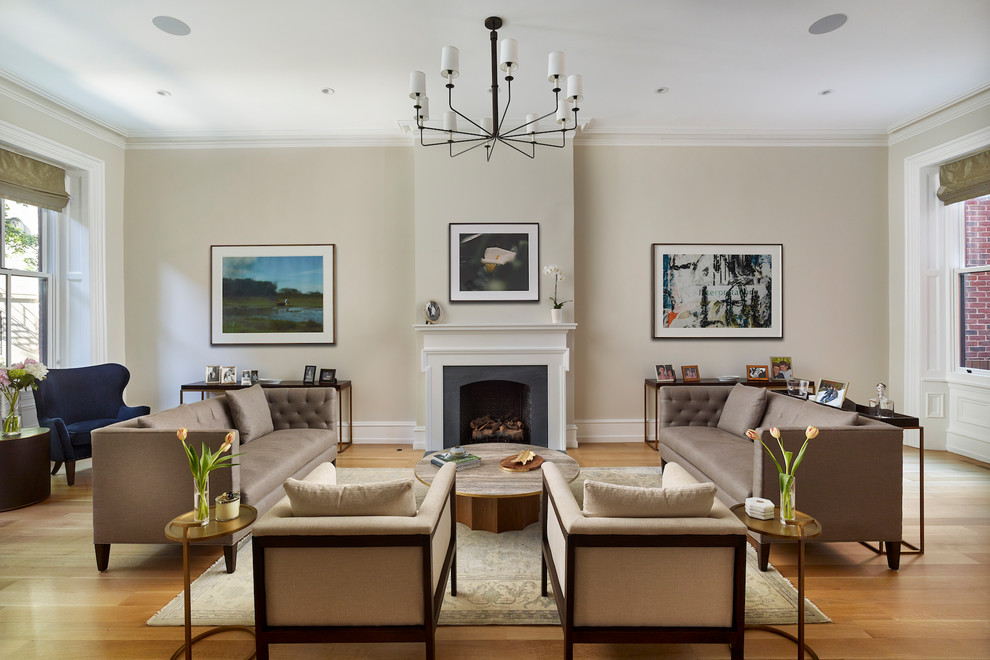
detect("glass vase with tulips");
top-left (178, 428), bottom-right (240, 524)
top-left (746, 425), bottom-right (818, 523)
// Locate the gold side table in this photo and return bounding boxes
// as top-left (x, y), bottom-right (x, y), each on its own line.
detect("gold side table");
top-left (731, 504), bottom-right (822, 660)
top-left (165, 505), bottom-right (258, 660)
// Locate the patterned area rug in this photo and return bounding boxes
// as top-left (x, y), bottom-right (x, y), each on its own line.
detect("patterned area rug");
top-left (148, 467), bottom-right (829, 627)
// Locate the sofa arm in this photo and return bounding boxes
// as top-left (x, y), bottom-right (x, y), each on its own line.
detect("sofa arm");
top-left (117, 404), bottom-right (151, 420)
top-left (91, 427), bottom-right (239, 545)
top-left (659, 386), bottom-right (730, 428)
top-left (752, 425), bottom-right (903, 541)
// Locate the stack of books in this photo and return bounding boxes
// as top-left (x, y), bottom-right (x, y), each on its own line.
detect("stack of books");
top-left (431, 450), bottom-right (482, 471)
top-left (745, 497), bottom-right (775, 520)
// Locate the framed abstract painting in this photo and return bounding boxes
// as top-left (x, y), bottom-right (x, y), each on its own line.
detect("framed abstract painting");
top-left (211, 244), bottom-right (336, 345)
top-left (652, 243), bottom-right (783, 338)
top-left (449, 223), bottom-right (539, 302)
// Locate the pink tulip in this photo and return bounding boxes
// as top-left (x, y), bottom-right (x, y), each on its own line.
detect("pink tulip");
top-left (770, 427), bottom-right (781, 440)
top-left (806, 426), bottom-right (820, 439)
top-left (177, 428), bottom-right (188, 442)
top-left (745, 429), bottom-right (759, 441)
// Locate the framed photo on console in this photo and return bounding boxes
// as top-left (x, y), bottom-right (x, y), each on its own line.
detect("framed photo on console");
top-left (655, 364), bottom-right (676, 383)
top-left (319, 368), bottom-right (337, 384)
top-left (303, 365), bottom-right (317, 385)
top-left (449, 223), bottom-right (539, 302)
top-left (681, 365), bottom-right (701, 381)
top-left (652, 243), bottom-right (782, 338)
top-left (211, 244), bottom-right (336, 345)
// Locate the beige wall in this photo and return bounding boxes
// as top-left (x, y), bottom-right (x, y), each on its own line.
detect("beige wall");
top-left (573, 145), bottom-right (889, 431)
top-left (123, 147), bottom-right (416, 425)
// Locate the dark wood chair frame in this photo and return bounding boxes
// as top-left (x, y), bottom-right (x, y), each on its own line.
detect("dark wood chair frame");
top-left (541, 475), bottom-right (747, 660)
top-left (252, 486), bottom-right (457, 660)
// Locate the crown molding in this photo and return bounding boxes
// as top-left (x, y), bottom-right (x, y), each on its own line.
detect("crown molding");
top-left (0, 69), bottom-right (127, 149)
top-left (574, 127), bottom-right (889, 147)
top-left (126, 130), bottom-right (411, 150)
top-left (887, 83), bottom-right (990, 145)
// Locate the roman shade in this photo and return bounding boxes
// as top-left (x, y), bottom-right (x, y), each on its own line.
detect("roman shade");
top-left (0, 148), bottom-right (70, 212)
top-left (937, 148), bottom-right (990, 205)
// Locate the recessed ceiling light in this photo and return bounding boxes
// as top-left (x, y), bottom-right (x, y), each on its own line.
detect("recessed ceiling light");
top-left (321, 88), bottom-right (335, 95)
top-left (809, 14), bottom-right (847, 35)
top-left (818, 89), bottom-right (835, 96)
top-left (655, 87), bottom-right (669, 94)
top-left (156, 89), bottom-right (172, 97)
top-left (152, 16), bottom-right (191, 36)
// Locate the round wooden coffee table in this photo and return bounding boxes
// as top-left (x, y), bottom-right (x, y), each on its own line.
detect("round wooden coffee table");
top-left (0, 427), bottom-right (51, 511)
top-left (415, 443), bottom-right (580, 533)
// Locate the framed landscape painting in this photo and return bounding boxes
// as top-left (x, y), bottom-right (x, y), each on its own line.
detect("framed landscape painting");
top-left (211, 244), bottom-right (336, 345)
top-left (449, 223), bottom-right (539, 302)
top-left (652, 243), bottom-right (783, 338)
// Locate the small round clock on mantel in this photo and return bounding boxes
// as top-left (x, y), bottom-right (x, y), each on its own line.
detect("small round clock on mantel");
top-left (424, 300), bottom-right (443, 324)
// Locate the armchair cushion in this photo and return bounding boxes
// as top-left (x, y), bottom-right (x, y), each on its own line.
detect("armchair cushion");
top-left (716, 383), bottom-right (768, 437)
top-left (283, 477), bottom-right (417, 517)
top-left (224, 384), bottom-right (273, 443)
top-left (583, 479), bottom-right (717, 518)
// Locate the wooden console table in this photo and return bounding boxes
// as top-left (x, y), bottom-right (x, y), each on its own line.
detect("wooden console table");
top-left (856, 404), bottom-right (925, 555)
top-left (643, 378), bottom-right (815, 449)
top-left (179, 380), bottom-right (353, 453)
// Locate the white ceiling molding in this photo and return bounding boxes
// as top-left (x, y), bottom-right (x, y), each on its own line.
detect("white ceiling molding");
top-left (126, 130), bottom-right (410, 150)
top-left (574, 127), bottom-right (888, 148)
top-left (888, 83), bottom-right (990, 146)
top-left (0, 70), bottom-right (127, 150)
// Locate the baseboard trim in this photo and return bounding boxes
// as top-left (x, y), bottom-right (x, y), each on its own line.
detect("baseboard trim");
top-left (353, 420), bottom-right (651, 447)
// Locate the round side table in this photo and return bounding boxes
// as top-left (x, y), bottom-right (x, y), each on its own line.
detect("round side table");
top-left (730, 504), bottom-right (822, 660)
top-left (0, 427), bottom-right (51, 511)
top-left (164, 505), bottom-right (258, 660)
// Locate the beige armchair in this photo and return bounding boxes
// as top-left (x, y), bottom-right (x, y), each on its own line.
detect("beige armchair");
top-left (541, 462), bottom-right (748, 660)
top-left (251, 462), bottom-right (457, 660)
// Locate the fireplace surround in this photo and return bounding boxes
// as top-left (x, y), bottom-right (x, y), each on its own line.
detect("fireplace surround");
top-left (415, 323), bottom-right (575, 452)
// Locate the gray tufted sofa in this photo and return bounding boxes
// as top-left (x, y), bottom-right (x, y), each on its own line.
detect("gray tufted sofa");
top-left (658, 384), bottom-right (904, 570)
top-left (91, 387), bottom-right (338, 573)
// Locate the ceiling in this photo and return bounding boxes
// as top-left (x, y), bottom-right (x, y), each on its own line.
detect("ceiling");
top-left (2, 0), bottom-right (989, 142)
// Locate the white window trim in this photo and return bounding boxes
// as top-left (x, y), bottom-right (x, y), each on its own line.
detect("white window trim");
top-left (0, 119), bottom-right (107, 364)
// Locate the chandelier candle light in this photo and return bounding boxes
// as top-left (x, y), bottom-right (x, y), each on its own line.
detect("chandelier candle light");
top-left (0, 359), bottom-right (48, 437)
top-left (409, 16), bottom-right (584, 160)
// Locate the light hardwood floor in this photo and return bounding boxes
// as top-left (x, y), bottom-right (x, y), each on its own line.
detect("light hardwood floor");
top-left (0, 443), bottom-right (987, 659)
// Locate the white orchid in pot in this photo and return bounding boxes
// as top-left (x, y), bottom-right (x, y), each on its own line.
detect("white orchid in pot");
top-left (543, 265), bottom-right (572, 323)
top-left (746, 425), bottom-right (818, 523)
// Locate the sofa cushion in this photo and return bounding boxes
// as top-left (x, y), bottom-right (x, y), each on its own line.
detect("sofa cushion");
top-left (283, 478), bottom-right (417, 517)
top-left (137, 397), bottom-right (234, 429)
top-left (224, 385), bottom-right (274, 444)
top-left (238, 428), bottom-right (336, 506)
top-left (583, 479), bottom-right (717, 518)
top-left (761, 393), bottom-right (860, 428)
top-left (717, 384), bottom-right (768, 437)
top-left (659, 426), bottom-right (755, 502)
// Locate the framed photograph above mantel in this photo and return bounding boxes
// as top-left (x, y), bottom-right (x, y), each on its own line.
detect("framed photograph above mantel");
top-left (449, 223), bottom-right (539, 302)
top-left (211, 244), bottom-right (336, 345)
top-left (652, 243), bottom-right (783, 339)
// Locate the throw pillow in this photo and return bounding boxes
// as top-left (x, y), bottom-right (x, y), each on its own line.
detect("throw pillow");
top-left (717, 383), bottom-right (768, 438)
top-left (283, 478), bottom-right (417, 517)
top-left (583, 480), bottom-right (717, 518)
top-left (224, 384), bottom-right (274, 444)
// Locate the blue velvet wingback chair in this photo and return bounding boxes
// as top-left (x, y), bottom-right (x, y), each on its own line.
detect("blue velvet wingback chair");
top-left (33, 363), bottom-right (149, 486)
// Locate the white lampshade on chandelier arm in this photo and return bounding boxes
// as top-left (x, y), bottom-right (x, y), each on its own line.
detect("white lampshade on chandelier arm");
top-left (409, 16), bottom-right (583, 161)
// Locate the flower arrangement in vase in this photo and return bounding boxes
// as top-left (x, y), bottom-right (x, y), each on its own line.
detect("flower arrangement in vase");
top-left (543, 265), bottom-right (572, 323)
top-left (178, 428), bottom-right (241, 524)
top-left (0, 359), bottom-right (48, 437)
top-left (746, 425), bottom-right (818, 523)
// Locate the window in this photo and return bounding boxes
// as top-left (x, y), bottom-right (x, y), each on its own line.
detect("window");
top-left (956, 194), bottom-right (990, 374)
top-left (0, 198), bottom-right (53, 365)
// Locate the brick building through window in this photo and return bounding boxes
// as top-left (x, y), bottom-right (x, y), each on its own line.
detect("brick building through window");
top-left (961, 195), bottom-right (990, 371)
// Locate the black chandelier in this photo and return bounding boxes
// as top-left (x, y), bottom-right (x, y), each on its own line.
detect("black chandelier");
top-left (408, 16), bottom-right (583, 160)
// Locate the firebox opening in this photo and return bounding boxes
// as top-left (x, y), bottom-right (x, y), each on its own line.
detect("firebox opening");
top-left (459, 380), bottom-right (531, 444)
top-left (442, 365), bottom-right (549, 449)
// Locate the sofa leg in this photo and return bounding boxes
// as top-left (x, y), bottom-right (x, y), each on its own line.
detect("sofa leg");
top-left (223, 545), bottom-right (237, 573)
top-left (757, 541), bottom-right (771, 571)
top-left (65, 461), bottom-right (76, 486)
top-left (50, 461), bottom-right (63, 476)
top-left (95, 544), bottom-right (110, 571)
top-left (885, 541), bottom-right (901, 570)
top-left (255, 639), bottom-right (269, 660)
top-left (425, 634), bottom-right (435, 660)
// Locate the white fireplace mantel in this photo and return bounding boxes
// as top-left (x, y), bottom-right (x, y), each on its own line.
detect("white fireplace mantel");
top-left (415, 323), bottom-right (576, 452)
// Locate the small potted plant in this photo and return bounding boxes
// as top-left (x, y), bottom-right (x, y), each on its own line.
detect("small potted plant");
top-left (543, 265), bottom-right (572, 323)
top-left (215, 491), bottom-right (241, 522)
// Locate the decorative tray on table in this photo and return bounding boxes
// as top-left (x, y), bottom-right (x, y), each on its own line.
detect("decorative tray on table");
top-left (499, 450), bottom-right (545, 472)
